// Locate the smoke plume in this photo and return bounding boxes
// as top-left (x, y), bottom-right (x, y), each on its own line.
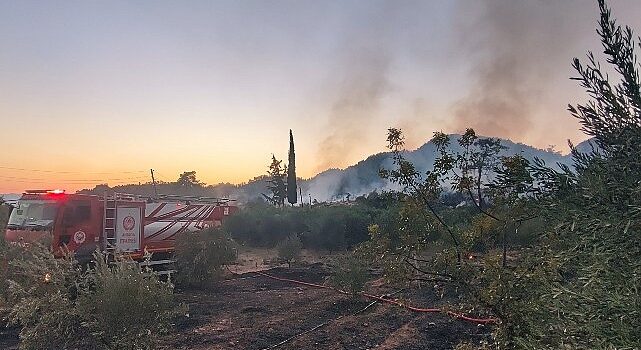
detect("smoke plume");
top-left (314, 2), bottom-right (401, 172)
top-left (316, 51), bottom-right (391, 172)
top-left (449, 0), bottom-right (591, 139)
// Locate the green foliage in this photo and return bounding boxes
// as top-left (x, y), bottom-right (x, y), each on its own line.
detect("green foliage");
top-left (432, 128), bottom-right (505, 210)
top-left (224, 201), bottom-right (394, 251)
top-left (174, 228), bottom-right (237, 287)
top-left (287, 129), bottom-right (297, 205)
top-left (0, 200), bottom-right (10, 236)
top-left (3, 242), bottom-right (86, 350)
top-left (5, 245), bottom-right (178, 350)
top-left (176, 170), bottom-right (203, 188)
top-left (263, 155), bottom-right (288, 207)
top-left (459, 251), bottom-right (558, 348)
top-left (303, 205), bottom-right (373, 250)
top-left (276, 234), bottom-right (302, 267)
top-left (11, 291), bottom-right (95, 350)
top-left (223, 203), bottom-right (293, 246)
top-left (506, 1), bottom-right (641, 347)
top-left (380, 127), bottom-right (463, 262)
top-left (329, 254), bottom-right (369, 295)
top-left (0, 203), bottom-right (10, 297)
top-left (77, 254), bottom-right (178, 349)
top-left (368, 1), bottom-right (641, 349)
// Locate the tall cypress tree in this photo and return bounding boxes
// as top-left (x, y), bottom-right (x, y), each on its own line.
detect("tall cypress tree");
top-left (287, 129), bottom-right (297, 205)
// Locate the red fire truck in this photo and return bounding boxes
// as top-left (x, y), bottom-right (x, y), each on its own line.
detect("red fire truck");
top-left (4, 190), bottom-right (238, 261)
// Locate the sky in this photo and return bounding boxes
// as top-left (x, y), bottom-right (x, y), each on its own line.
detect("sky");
top-left (2, 0), bottom-right (641, 193)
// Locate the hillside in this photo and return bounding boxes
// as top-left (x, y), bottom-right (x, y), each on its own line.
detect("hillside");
top-left (300, 136), bottom-right (577, 202)
top-left (68, 135), bottom-right (588, 204)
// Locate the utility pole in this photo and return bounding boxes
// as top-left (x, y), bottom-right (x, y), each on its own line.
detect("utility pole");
top-left (150, 169), bottom-right (158, 197)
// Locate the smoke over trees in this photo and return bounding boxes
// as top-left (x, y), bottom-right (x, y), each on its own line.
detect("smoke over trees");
top-left (308, 0), bottom-right (641, 169)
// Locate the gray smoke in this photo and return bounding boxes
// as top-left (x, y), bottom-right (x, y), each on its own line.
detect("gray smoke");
top-left (449, 0), bottom-right (595, 139)
top-left (310, 0), bottom-right (641, 200)
top-left (314, 2), bottom-right (402, 172)
top-left (316, 52), bottom-right (391, 172)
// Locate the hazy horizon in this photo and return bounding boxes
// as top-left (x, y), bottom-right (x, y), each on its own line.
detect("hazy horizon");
top-left (3, 0), bottom-right (641, 193)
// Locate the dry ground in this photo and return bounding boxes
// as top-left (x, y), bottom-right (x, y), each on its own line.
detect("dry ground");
top-left (227, 247), bottom-right (334, 274)
top-left (0, 323), bottom-right (18, 350)
top-left (159, 263), bottom-right (493, 350)
top-left (0, 250), bottom-right (493, 349)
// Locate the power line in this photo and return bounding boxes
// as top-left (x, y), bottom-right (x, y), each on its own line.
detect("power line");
top-left (0, 175), bottom-right (149, 182)
top-left (0, 165), bottom-right (147, 175)
top-left (0, 181), bottom-right (149, 186)
top-left (152, 171), bottom-right (172, 182)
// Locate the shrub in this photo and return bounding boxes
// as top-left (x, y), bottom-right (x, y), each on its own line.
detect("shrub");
top-left (305, 209), bottom-right (346, 250)
top-left (5, 243), bottom-right (90, 350)
top-left (224, 203), bottom-right (396, 251)
top-left (276, 234), bottom-right (302, 267)
top-left (224, 204), bottom-right (292, 246)
top-left (0, 201), bottom-right (10, 234)
top-left (5, 245), bottom-right (179, 350)
top-left (174, 228), bottom-right (237, 287)
top-left (11, 291), bottom-right (95, 350)
top-left (0, 241), bottom-right (8, 305)
top-left (77, 254), bottom-right (179, 349)
top-left (0, 202), bottom-right (10, 285)
top-left (329, 254), bottom-right (369, 295)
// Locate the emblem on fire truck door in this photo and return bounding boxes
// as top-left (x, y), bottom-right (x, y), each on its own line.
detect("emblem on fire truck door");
top-left (123, 216), bottom-right (136, 230)
top-left (73, 230), bottom-right (86, 244)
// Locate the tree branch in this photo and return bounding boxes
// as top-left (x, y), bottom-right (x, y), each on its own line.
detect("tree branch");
top-left (404, 258), bottom-right (453, 279)
top-left (466, 187), bottom-right (503, 222)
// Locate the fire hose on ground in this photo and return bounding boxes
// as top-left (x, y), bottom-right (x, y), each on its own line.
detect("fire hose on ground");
top-left (254, 271), bottom-right (499, 325)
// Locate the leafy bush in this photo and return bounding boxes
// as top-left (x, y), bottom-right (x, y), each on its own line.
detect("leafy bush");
top-left (224, 202), bottom-right (396, 251)
top-left (329, 254), bottom-right (369, 295)
top-left (77, 255), bottom-right (179, 349)
top-left (362, 2), bottom-right (641, 348)
top-left (223, 203), bottom-right (292, 246)
top-left (4, 243), bottom-right (89, 350)
top-left (504, 2), bottom-right (641, 347)
top-left (276, 234), bottom-right (302, 267)
top-left (0, 201), bottom-right (10, 233)
top-left (0, 201), bottom-right (11, 292)
top-left (174, 228), bottom-right (237, 287)
top-left (5, 245), bottom-right (179, 350)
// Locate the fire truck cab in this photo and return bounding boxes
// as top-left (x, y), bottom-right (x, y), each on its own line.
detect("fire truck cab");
top-left (5, 190), bottom-right (238, 261)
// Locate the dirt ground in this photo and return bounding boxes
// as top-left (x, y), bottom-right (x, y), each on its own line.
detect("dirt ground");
top-left (0, 251), bottom-right (494, 349)
top-left (228, 247), bottom-right (334, 274)
top-left (159, 263), bottom-right (493, 350)
top-left (0, 324), bottom-right (18, 350)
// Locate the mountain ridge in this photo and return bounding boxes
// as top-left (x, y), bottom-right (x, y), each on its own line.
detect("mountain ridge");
top-left (64, 134), bottom-right (591, 203)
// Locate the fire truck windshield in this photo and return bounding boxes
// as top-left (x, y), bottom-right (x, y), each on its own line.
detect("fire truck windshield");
top-left (7, 200), bottom-right (59, 230)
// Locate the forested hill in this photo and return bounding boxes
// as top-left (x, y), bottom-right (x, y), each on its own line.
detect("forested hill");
top-left (77, 135), bottom-right (593, 203)
top-left (301, 135), bottom-right (585, 202)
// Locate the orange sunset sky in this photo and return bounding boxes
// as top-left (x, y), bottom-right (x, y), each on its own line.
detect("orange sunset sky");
top-left (2, 1), bottom-right (641, 193)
